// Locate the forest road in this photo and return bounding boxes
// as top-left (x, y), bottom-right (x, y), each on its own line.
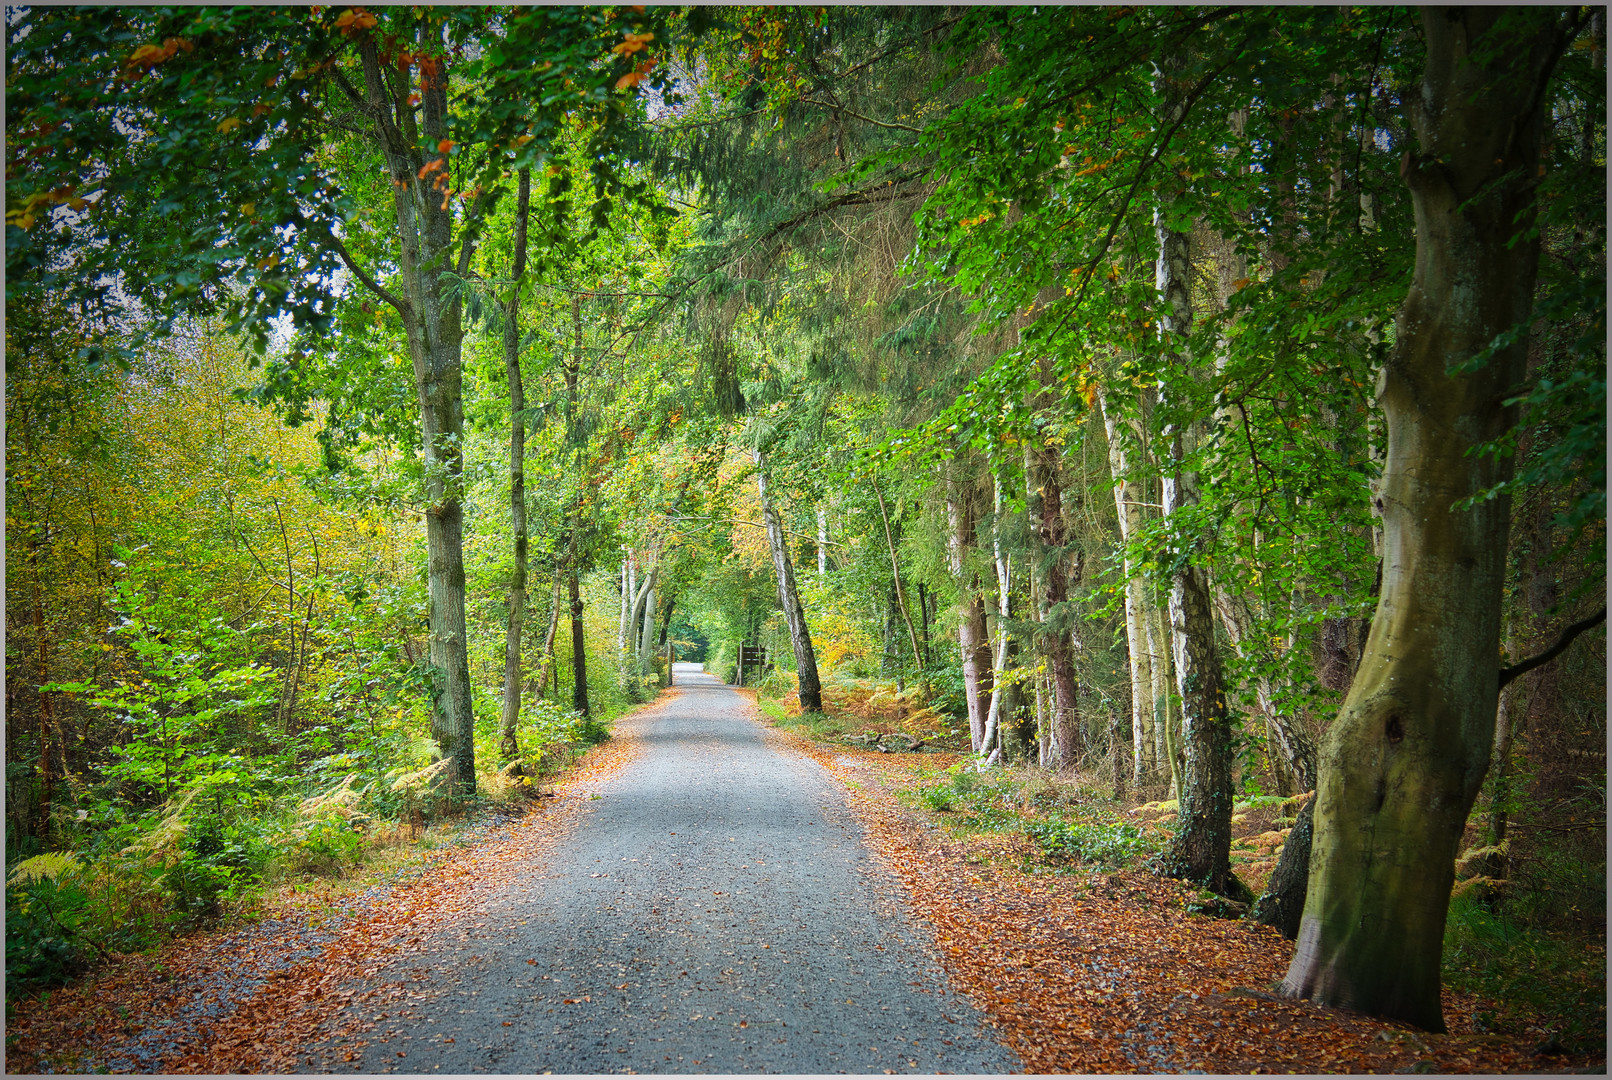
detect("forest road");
top-left (309, 667), bottom-right (1019, 1074)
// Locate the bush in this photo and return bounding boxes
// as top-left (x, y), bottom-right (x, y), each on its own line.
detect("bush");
top-left (1025, 819), bottom-right (1160, 870)
top-left (5, 876), bottom-right (91, 990)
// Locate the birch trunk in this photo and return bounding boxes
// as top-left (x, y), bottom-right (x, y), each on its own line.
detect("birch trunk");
top-left (1152, 54), bottom-right (1239, 895)
top-left (946, 472), bottom-right (992, 752)
top-left (817, 507), bottom-right (829, 576)
top-left (1100, 389), bottom-right (1156, 786)
top-left (753, 449), bottom-right (823, 712)
top-left (981, 466), bottom-right (1014, 761)
top-left (1283, 8), bottom-right (1562, 1031)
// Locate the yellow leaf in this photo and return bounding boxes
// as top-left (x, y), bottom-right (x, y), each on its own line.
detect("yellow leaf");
top-left (217, 117), bottom-right (243, 134)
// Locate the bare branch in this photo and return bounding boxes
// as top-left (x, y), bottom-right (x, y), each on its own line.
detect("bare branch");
top-left (317, 225), bottom-right (410, 317)
top-left (800, 97), bottom-right (921, 134)
top-left (1498, 606), bottom-right (1606, 690)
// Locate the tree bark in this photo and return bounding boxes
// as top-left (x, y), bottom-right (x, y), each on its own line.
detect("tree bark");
top-left (753, 449), bottom-right (823, 712)
top-left (1282, 7), bottom-right (1567, 1032)
top-left (1147, 594), bottom-right (1178, 794)
top-left (946, 471), bottom-right (992, 753)
top-left (618, 552), bottom-right (632, 654)
top-left (874, 478), bottom-right (925, 684)
top-left (358, 34), bottom-right (477, 794)
top-left (535, 576), bottom-right (560, 700)
top-left (817, 506), bottom-right (829, 576)
top-left (1025, 439), bottom-right (1084, 777)
top-left (1100, 389), bottom-right (1156, 786)
top-left (1152, 53), bottom-right (1239, 896)
top-left (981, 465), bottom-right (1014, 761)
top-left (499, 167), bottom-right (532, 762)
top-left (562, 292), bottom-right (589, 720)
top-left (569, 560), bottom-right (589, 719)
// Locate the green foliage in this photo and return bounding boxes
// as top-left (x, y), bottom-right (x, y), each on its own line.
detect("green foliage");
top-left (1444, 890), bottom-right (1607, 1051)
top-left (1025, 819), bottom-right (1160, 871)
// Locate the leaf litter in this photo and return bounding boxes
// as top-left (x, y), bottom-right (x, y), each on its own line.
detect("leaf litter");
top-left (770, 727), bottom-right (1606, 1075)
top-left (9, 691), bottom-right (1603, 1075)
top-left (5, 714), bottom-right (647, 1075)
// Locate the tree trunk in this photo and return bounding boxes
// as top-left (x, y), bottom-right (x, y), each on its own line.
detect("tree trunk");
top-left (874, 479), bottom-right (925, 685)
top-left (1100, 389), bottom-right (1155, 787)
top-left (1147, 595), bottom-right (1178, 794)
top-left (618, 551), bottom-right (632, 654)
top-left (981, 465), bottom-right (1014, 761)
top-left (360, 35), bottom-right (476, 793)
top-left (631, 580), bottom-right (651, 673)
top-left (817, 506), bottom-right (829, 576)
top-left (1025, 440), bottom-right (1084, 777)
top-left (569, 561), bottom-right (589, 719)
top-left (1253, 797), bottom-right (1316, 940)
top-left (1282, 7), bottom-right (1564, 1032)
top-left (946, 471), bottom-right (992, 752)
top-left (1213, 587), bottom-right (1318, 791)
top-left (562, 291), bottom-right (589, 721)
top-left (1152, 55), bottom-right (1239, 896)
top-left (29, 531), bottom-right (56, 841)
top-left (535, 576), bottom-right (560, 700)
top-left (499, 168), bottom-right (531, 763)
top-left (753, 449), bottom-right (823, 712)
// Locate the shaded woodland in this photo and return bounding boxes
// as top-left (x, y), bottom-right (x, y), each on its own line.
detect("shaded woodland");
top-left (5, 4), bottom-right (1604, 1048)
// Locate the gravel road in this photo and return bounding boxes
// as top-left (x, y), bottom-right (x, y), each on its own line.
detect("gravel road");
top-left (310, 667), bottom-right (1017, 1074)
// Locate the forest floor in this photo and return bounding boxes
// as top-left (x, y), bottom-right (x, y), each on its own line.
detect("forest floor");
top-left (756, 680), bottom-right (1607, 1074)
top-left (6, 672), bottom-right (1604, 1075)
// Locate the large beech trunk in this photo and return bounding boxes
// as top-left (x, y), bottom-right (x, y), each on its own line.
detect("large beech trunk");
top-left (946, 470), bottom-right (992, 752)
top-left (753, 449), bottom-right (823, 712)
top-left (498, 169), bottom-right (531, 762)
top-left (1281, 7), bottom-right (1566, 1032)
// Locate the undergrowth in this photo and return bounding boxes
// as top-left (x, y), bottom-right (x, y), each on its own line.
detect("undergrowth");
top-left (4, 702), bottom-right (616, 997)
top-left (1443, 884), bottom-right (1607, 1052)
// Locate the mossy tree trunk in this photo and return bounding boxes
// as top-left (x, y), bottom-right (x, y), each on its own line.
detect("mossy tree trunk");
top-left (1281, 6), bottom-right (1572, 1033)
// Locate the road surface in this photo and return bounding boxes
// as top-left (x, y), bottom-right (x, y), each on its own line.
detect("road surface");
top-left (310, 666), bottom-right (1018, 1074)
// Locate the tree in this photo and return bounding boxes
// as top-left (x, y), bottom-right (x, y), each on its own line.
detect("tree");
top-left (497, 169), bottom-right (532, 761)
top-left (7, 5), bottom-right (675, 792)
top-left (1281, 6), bottom-right (1587, 1032)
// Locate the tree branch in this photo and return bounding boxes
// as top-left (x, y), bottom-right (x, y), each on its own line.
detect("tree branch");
top-left (800, 97), bottom-right (921, 134)
top-left (317, 225), bottom-right (410, 317)
top-left (1497, 606), bottom-right (1606, 690)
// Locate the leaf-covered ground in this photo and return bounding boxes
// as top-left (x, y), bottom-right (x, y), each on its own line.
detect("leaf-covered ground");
top-left (5, 725), bottom-right (645, 1075)
top-left (771, 724), bottom-right (1606, 1074)
top-left (8, 690), bottom-right (1604, 1075)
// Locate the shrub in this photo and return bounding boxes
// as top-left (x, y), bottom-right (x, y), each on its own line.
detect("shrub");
top-left (1025, 819), bottom-right (1160, 870)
